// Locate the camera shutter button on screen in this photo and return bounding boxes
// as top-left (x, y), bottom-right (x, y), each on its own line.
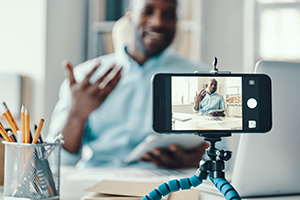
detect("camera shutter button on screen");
top-left (247, 98), bottom-right (257, 109)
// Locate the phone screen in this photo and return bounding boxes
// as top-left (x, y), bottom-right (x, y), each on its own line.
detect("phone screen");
top-left (172, 76), bottom-right (242, 131)
top-left (152, 73), bottom-right (272, 133)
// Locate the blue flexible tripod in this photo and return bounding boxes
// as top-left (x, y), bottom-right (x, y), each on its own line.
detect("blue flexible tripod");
top-left (141, 133), bottom-right (241, 200)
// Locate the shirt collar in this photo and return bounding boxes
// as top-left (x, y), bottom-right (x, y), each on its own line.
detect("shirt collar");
top-left (115, 46), bottom-right (171, 70)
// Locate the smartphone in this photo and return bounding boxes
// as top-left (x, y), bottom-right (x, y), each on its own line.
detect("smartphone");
top-left (152, 73), bottom-right (272, 133)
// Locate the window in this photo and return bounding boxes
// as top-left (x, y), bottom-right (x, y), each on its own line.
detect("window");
top-left (260, 7), bottom-right (300, 60)
top-left (172, 77), bottom-right (198, 104)
top-left (257, 1), bottom-right (300, 61)
top-left (244, 0), bottom-right (300, 71)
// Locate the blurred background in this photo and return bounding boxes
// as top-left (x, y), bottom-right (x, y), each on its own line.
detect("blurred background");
top-left (0, 0), bottom-right (299, 136)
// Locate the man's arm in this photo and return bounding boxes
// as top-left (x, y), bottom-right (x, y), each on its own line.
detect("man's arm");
top-left (210, 95), bottom-right (226, 117)
top-left (140, 142), bottom-right (210, 169)
top-left (61, 61), bottom-right (122, 154)
top-left (193, 89), bottom-right (207, 112)
top-left (219, 95), bottom-right (227, 116)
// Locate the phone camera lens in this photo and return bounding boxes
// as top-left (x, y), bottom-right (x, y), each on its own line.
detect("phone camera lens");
top-left (249, 80), bottom-right (255, 85)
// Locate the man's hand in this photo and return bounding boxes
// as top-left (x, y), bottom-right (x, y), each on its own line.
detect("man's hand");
top-left (139, 142), bottom-right (210, 169)
top-left (194, 89), bottom-right (207, 111)
top-left (211, 111), bottom-right (225, 117)
top-left (64, 60), bottom-right (122, 121)
top-left (61, 60), bottom-right (122, 153)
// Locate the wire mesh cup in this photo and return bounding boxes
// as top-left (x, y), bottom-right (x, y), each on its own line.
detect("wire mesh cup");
top-left (2, 141), bottom-right (62, 200)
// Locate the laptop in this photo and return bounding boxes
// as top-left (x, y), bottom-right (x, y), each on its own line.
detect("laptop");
top-left (200, 60), bottom-right (300, 198)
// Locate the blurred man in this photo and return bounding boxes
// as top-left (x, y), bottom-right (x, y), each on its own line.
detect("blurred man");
top-left (48, 0), bottom-right (209, 168)
top-left (193, 78), bottom-right (226, 117)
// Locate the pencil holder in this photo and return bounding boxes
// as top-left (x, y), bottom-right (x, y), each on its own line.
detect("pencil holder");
top-left (2, 141), bottom-right (62, 200)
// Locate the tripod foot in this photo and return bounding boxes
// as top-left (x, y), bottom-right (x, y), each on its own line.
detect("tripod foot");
top-left (141, 175), bottom-right (203, 200)
top-left (209, 177), bottom-right (241, 200)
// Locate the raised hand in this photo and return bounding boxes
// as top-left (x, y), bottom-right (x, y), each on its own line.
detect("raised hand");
top-left (63, 60), bottom-right (123, 121)
top-left (195, 89), bottom-right (207, 105)
top-left (61, 60), bottom-right (123, 153)
top-left (194, 89), bottom-right (207, 111)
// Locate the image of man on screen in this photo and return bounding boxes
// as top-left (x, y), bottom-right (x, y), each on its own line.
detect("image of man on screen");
top-left (193, 78), bottom-right (226, 117)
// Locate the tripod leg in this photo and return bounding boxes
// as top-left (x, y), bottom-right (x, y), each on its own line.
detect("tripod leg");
top-left (209, 177), bottom-right (241, 200)
top-left (141, 175), bottom-right (203, 200)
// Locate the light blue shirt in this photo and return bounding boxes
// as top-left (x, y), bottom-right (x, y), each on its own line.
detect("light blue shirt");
top-left (193, 93), bottom-right (226, 116)
top-left (47, 47), bottom-right (209, 167)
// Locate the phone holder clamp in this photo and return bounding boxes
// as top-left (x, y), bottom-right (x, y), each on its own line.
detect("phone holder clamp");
top-left (194, 57), bottom-right (231, 75)
top-left (197, 134), bottom-right (232, 179)
top-left (210, 57), bottom-right (219, 74)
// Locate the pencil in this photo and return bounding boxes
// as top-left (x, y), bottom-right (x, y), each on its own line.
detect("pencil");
top-left (21, 104), bottom-right (25, 143)
top-left (2, 113), bottom-right (15, 135)
top-left (2, 102), bottom-right (19, 138)
top-left (32, 119), bottom-right (44, 144)
top-left (0, 121), bottom-right (13, 142)
top-left (25, 107), bottom-right (30, 143)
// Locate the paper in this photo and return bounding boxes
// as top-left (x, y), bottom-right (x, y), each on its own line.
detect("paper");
top-left (67, 166), bottom-right (195, 183)
top-left (81, 193), bottom-right (169, 200)
top-left (85, 180), bottom-right (162, 197)
top-left (169, 189), bottom-right (200, 200)
top-left (81, 193), bottom-right (142, 200)
top-left (172, 113), bottom-right (193, 122)
top-left (83, 180), bottom-right (199, 200)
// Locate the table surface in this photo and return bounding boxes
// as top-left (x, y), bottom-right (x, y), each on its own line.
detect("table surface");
top-left (172, 112), bottom-right (242, 130)
top-left (1, 166), bottom-right (300, 200)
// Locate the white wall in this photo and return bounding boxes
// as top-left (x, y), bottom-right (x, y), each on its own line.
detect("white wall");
top-left (0, 0), bottom-right (87, 135)
top-left (0, 0), bottom-right (47, 122)
top-left (45, 0), bottom-right (87, 134)
top-left (199, 0), bottom-right (244, 170)
top-left (200, 0), bottom-right (244, 73)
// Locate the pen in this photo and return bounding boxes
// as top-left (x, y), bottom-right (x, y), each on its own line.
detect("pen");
top-left (39, 134), bottom-right (44, 143)
top-left (32, 119), bottom-right (44, 144)
top-left (44, 133), bottom-right (63, 159)
top-left (17, 130), bottom-right (22, 143)
top-left (21, 104), bottom-right (25, 143)
top-left (25, 107), bottom-right (30, 143)
top-left (2, 102), bottom-right (19, 138)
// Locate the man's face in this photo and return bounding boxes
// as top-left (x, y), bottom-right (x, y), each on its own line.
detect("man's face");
top-left (209, 80), bottom-right (218, 94)
top-left (131, 0), bottom-right (177, 57)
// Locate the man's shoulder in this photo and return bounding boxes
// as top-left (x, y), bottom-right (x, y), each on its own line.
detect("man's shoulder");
top-left (73, 53), bottom-right (116, 72)
top-left (76, 53), bottom-right (116, 69)
top-left (214, 93), bottom-right (224, 98)
top-left (162, 51), bottom-right (210, 72)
